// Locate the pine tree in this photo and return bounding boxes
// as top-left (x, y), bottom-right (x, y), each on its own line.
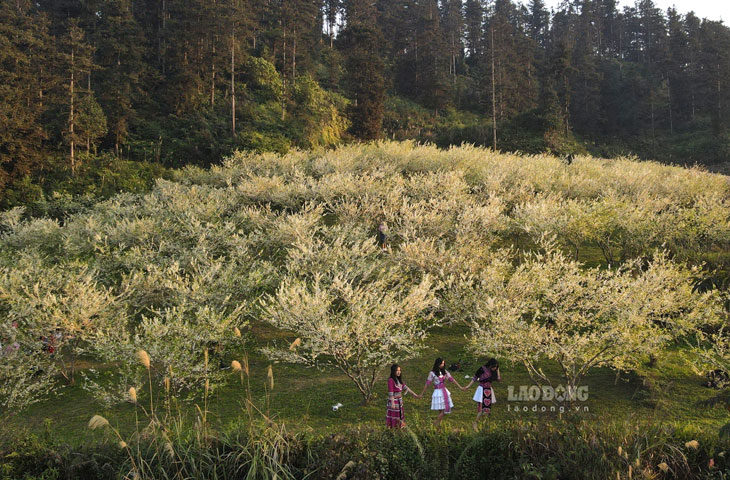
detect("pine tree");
top-left (638, 0), bottom-right (668, 141)
top-left (526, 0), bottom-right (549, 48)
top-left (416, 0), bottom-right (451, 111)
top-left (464, 0), bottom-right (483, 60)
top-left (340, 0), bottom-right (385, 139)
top-left (597, 0), bottom-right (620, 56)
top-left (324, 0), bottom-right (341, 48)
top-left (541, 6), bottom-right (574, 149)
top-left (95, 0), bottom-right (144, 156)
top-left (0, 1), bottom-right (50, 191)
top-left (684, 12), bottom-right (702, 122)
top-left (441, 0), bottom-right (464, 84)
top-left (486, 0), bottom-right (537, 121)
top-left (666, 7), bottom-right (688, 131)
top-left (699, 20), bottom-right (730, 135)
top-left (61, 19), bottom-right (94, 174)
top-left (571, 0), bottom-right (603, 136)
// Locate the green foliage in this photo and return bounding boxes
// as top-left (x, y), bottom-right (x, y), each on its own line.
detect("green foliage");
top-left (382, 97), bottom-right (436, 141)
top-left (290, 75), bottom-right (350, 148)
top-left (1, 418), bottom-right (727, 479)
top-left (75, 94), bottom-right (108, 153)
top-left (243, 57), bottom-right (284, 102)
top-left (0, 153), bottom-right (170, 216)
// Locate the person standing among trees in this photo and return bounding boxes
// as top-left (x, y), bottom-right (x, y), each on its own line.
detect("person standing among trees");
top-left (420, 357), bottom-right (465, 427)
top-left (377, 221), bottom-right (388, 250)
top-left (462, 358), bottom-right (501, 431)
top-left (386, 364), bottom-right (421, 428)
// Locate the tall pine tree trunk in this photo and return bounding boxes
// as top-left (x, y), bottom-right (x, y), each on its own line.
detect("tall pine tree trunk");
top-left (650, 89), bottom-right (656, 142)
top-left (212, 40), bottom-right (216, 106)
top-left (718, 63), bottom-right (722, 133)
top-left (491, 26), bottom-right (497, 151)
top-left (451, 33), bottom-right (456, 84)
top-left (69, 48), bottom-right (76, 175)
top-left (39, 65), bottom-right (44, 109)
top-left (668, 76), bottom-right (673, 135)
top-left (87, 72), bottom-right (91, 153)
top-left (231, 28), bottom-right (236, 136)
top-left (282, 25), bottom-right (287, 121)
top-left (160, 0), bottom-right (166, 73)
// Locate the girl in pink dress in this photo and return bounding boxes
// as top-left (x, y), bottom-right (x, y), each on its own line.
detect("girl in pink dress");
top-left (386, 364), bottom-right (420, 428)
top-left (419, 357), bottom-right (465, 427)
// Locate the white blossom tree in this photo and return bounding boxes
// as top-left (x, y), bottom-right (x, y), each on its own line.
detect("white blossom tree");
top-left (0, 339), bottom-right (57, 414)
top-left (468, 240), bottom-right (721, 397)
top-left (0, 254), bottom-right (120, 385)
top-left (261, 227), bottom-right (437, 403)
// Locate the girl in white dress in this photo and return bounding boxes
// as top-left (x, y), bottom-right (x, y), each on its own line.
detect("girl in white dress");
top-left (419, 357), bottom-right (466, 426)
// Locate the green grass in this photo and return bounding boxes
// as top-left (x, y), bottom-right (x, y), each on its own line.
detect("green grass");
top-left (6, 323), bottom-right (728, 447)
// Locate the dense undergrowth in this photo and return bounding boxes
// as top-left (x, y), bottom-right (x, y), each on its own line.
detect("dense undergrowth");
top-left (1, 418), bottom-right (726, 480)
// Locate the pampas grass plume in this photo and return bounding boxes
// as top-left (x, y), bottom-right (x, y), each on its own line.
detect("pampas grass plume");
top-left (234, 327), bottom-right (242, 338)
top-left (289, 338), bottom-right (301, 350)
top-left (686, 440), bottom-right (699, 450)
top-left (267, 364), bottom-right (274, 390)
top-left (335, 460), bottom-right (356, 480)
top-left (128, 387), bottom-right (137, 403)
top-left (243, 356), bottom-right (249, 376)
top-left (137, 350), bottom-right (150, 369)
top-left (164, 442), bottom-right (175, 459)
top-left (232, 360), bottom-right (242, 372)
top-left (88, 415), bottom-right (109, 430)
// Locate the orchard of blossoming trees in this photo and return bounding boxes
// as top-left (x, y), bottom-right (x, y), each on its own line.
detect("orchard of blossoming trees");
top-left (0, 141), bottom-right (728, 411)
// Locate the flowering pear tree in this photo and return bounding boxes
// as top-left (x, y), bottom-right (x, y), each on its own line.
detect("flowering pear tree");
top-left (469, 241), bottom-right (720, 397)
top-left (82, 256), bottom-right (252, 406)
top-left (685, 288), bottom-right (730, 398)
top-left (0, 254), bottom-right (120, 385)
top-left (0, 336), bottom-right (57, 413)
top-left (261, 227), bottom-right (437, 403)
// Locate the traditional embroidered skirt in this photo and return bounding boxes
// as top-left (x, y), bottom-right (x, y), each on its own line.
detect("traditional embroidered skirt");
top-left (475, 383), bottom-right (494, 413)
top-left (430, 388), bottom-right (454, 412)
top-left (386, 394), bottom-right (404, 427)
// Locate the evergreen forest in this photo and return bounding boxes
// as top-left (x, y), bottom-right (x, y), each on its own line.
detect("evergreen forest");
top-left (2, 0), bottom-right (730, 208)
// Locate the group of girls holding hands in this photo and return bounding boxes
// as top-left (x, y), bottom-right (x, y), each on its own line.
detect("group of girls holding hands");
top-left (386, 357), bottom-right (501, 430)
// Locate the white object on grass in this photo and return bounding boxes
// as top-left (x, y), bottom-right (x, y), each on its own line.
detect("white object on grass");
top-left (332, 402), bottom-right (343, 411)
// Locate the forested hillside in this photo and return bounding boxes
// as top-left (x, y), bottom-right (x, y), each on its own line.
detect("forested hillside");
top-left (2, 0), bottom-right (730, 207)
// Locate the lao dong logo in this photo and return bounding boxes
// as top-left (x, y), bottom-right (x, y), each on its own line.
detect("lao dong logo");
top-left (506, 385), bottom-right (590, 414)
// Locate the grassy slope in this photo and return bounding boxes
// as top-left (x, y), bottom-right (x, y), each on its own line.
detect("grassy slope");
top-left (7, 320), bottom-right (727, 446)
